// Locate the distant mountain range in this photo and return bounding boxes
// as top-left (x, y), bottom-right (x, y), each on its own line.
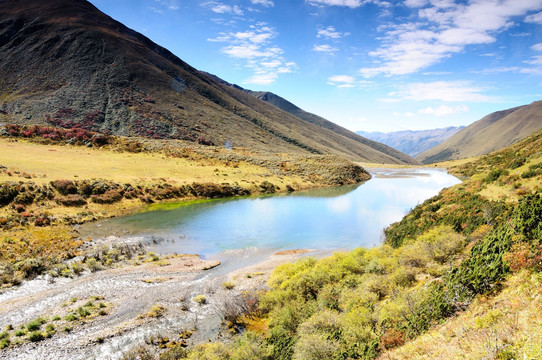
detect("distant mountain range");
top-left (417, 101), bottom-right (542, 164)
top-left (0, 0), bottom-right (417, 165)
top-left (356, 127), bottom-right (464, 157)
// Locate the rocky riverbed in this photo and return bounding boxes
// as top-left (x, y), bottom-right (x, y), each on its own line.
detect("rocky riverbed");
top-left (0, 237), bottom-right (313, 360)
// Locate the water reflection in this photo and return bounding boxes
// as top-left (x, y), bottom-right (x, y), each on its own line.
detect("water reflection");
top-left (84, 169), bottom-right (460, 256)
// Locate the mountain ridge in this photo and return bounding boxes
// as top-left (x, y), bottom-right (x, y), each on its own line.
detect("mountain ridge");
top-left (357, 126), bottom-right (464, 157)
top-left (416, 101), bottom-right (542, 163)
top-left (0, 0), bottom-right (417, 165)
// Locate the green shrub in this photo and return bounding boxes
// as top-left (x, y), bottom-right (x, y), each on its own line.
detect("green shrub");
top-left (193, 295), bottom-right (207, 305)
top-left (26, 318), bottom-right (46, 332)
top-left (509, 157), bottom-right (526, 169)
top-left (230, 332), bottom-right (272, 360)
top-left (186, 343), bottom-right (230, 360)
top-left (448, 225), bottom-right (512, 298)
top-left (223, 281), bottom-right (235, 290)
top-left (84, 257), bottom-right (101, 272)
top-left (64, 313), bottom-right (78, 322)
top-left (148, 304), bottom-right (166, 318)
top-left (77, 306), bottom-right (91, 318)
top-left (28, 331), bottom-right (44, 342)
top-left (513, 193), bottom-right (542, 241)
top-left (521, 169), bottom-right (541, 178)
top-left (0, 337), bottom-right (9, 349)
top-left (484, 169), bottom-right (507, 183)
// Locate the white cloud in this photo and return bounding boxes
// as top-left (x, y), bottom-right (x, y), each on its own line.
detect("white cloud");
top-left (306, 0), bottom-right (389, 8)
top-left (328, 75), bottom-right (356, 83)
top-left (148, 6), bottom-right (163, 14)
top-left (317, 26), bottom-right (350, 39)
top-left (327, 75), bottom-right (359, 88)
top-left (532, 43), bottom-right (542, 51)
top-left (251, 0), bottom-right (274, 7)
top-left (386, 81), bottom-right (492, 102)
top-left (471, 66), bottom-right (520, 74)
top-left (360, 0), bottom-right (542, 77)
top-left (154, 0), bottom-right (179, 10)
top-left (313, 44), bottom-right (338, 53)
top-left (419, 104), bottom-right (469, 117)
top-left (525, 11), bottom-right (542, 23)
top-left (404, 0), bottom-right (427, 8)
top-left (245, 73), bottom-right (278, 85)
top-left (307, 0), bottom-right (363, 8)
top-left (202, 2), bottom-right (244, 15)
top-left (524, 55), bottom-right (542, 65)
top-left (208, 23), bottom-right (296, 85)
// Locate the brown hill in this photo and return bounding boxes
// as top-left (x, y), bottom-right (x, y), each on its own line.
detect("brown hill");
top-left (0, 0), bottom-right (416, 164)
top-left (240, 89), bottom-right (415, 164)
top-left (416, 101), bottom-right (542, 164)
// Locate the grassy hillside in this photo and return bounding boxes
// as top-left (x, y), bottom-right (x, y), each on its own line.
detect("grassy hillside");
top-left (152, 131), bottom-right (542, 360)
top-left (236, 88), bottom-right (416, 164)
top-left (0, 0), bottom-right (415, 165)
top-left (416, 101), bottom-right (542, 164)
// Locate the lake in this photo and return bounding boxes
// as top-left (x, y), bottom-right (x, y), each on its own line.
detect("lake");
top-left (86, 168), bottom-right (461, 257)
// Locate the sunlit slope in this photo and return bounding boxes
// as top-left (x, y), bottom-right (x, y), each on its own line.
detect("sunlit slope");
top-left (416, 100), bottom-right (542, 164)
top-left (177, 131), bottom-right (542, 360)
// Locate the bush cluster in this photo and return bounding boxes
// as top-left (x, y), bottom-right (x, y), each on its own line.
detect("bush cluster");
top-left (181, 179), bottom-right (540, 360)
top-left (1, 124), bottom-right (111, 147)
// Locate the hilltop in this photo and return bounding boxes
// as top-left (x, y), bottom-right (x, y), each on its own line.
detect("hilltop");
top-left (417, 101), bottom-right (542, 164)
top-left (0, 0), bottom-right (415, 165)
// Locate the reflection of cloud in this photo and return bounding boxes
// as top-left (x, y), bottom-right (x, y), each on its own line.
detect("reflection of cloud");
top-left (327, 197), bottom-right (352, 213)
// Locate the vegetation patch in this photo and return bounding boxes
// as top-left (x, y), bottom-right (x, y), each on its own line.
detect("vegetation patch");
top-left (0, 296), bottom-right (110, 349)
top-left (176, 131), bottom-right (542, 359)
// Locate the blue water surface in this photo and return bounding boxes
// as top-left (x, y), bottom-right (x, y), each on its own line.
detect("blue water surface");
top-left (96, 168), bottom-right (460, 256)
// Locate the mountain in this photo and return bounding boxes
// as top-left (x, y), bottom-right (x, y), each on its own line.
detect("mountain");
top-left (357, 127), bottom-right (464, 157)
top-left (231, 89), bottom-right (416, 164)
top-left (416, 101), bottom-right (542, 164)
top-left (0, 0), bottom-right (417, 165)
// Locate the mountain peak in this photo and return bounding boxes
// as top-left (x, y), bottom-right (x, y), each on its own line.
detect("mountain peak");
top-left (0, 0), bottom-right (416, 164)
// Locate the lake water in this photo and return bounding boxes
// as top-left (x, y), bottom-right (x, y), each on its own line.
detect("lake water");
top-left (89, 168), bottom-right (460, 257)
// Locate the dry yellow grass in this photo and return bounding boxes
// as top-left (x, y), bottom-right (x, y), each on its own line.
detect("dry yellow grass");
top-left (0, 138), bottom-right (307, 187)
top-left (379, 270), bottom-right (542, 360)
top-left (429, 156), bottom-right (479, 169)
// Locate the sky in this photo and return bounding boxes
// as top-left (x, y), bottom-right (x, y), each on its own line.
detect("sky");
top-left (88, 0), bottom-right (542, 132)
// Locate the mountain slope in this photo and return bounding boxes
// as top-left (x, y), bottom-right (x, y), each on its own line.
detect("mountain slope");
top-left (416, 101), bottom-right (542, 163)
top-left (171, 130), bottom-right (542, 359)
top-left (357, 126), bottom-right (464, 157)
top-left (240, 89), bottom-right (416, 164)
top-left (0, 0), bottom-right (416, 165)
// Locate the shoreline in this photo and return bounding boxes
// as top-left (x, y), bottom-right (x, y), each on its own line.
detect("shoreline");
top-left (0, 240), bottom-right (318, 359)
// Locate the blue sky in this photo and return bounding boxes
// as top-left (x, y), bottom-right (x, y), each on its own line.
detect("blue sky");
top-left (88, 0), bottom-right (542, 132)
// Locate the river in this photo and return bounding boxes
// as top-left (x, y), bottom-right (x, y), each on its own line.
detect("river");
top-left (82, 168), bottom-right (461, 257)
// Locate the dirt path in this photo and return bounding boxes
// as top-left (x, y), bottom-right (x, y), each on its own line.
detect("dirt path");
top-left (0, 244), bottom-right (313, 360)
